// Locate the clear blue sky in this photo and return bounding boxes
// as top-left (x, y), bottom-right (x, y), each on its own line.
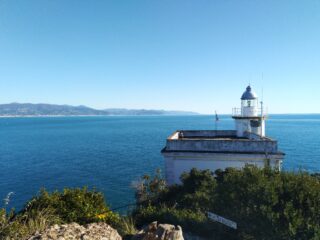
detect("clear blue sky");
top-left (0, 0), bottom-right (319, 114)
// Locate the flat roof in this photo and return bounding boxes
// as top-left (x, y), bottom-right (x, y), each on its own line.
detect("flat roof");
top-left (164, 130), bottom-right (281, 154)
top-left (167, 130), bottom-right (274, 142)
top-left (179, 136), bottom-right (249, 140)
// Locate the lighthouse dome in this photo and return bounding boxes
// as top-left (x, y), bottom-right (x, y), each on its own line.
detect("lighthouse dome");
top-left (241, 85), bottom-right (257, 100)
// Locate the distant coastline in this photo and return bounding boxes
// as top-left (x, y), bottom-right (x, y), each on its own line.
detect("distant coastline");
top-left (0, 103), bottom-right (198, 117)
top-left (0, 114), bottom-right (199, 118)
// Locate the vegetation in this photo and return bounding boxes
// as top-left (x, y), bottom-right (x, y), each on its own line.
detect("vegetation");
top-left (133, 167), bottom-right (320, 239)
top-left (1, 167), bottom-right (320, 239)
top-left (25, 187), bottom-right (120, 225)
top-left (0, 187), bottom-right (122, 239)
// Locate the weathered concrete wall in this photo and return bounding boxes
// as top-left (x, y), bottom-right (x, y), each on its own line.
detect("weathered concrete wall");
top-left (177, 130), bottom-right (237, 138)
top-left (166, 138), bottom-right (278, 153)
top-left (244, 131), bottom-right (271, 140)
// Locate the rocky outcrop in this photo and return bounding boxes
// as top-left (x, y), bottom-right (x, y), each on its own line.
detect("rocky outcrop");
top-left (28, 221), bottom-right (186, 240)
top-left (28, 222), bottom-right (122, 240)
top-left (132, 221), bottom-right (184, 240)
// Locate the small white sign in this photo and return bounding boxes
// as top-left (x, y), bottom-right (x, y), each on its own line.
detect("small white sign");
top-left (207, 211), bottom-right (237, 229)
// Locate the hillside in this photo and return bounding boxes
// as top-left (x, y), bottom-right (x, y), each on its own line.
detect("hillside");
top-left (0, 103), bottom-right (198, 116)
top-left (1, 167), bottom-right (320, 239)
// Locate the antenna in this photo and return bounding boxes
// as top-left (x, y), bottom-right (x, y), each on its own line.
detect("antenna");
top-left (261, 72), bottom-right (264, 102)
top-left (260, 73), bottom-right (264, 136)
top-left (260, 73), bottom-right (264, 117)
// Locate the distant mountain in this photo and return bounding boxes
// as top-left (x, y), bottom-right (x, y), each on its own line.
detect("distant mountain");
top-left (103, 108), bottom-right (198, 116)
top-left (0, 103), bottom-right (198, 116)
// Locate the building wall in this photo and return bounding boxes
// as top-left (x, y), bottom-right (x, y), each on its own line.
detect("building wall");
top-left (179, 130), bottom-right (236, 138)
top-left (166, 138), bottom-right (278, 153)
top-left (164, 153), bottom-right (283, 185)
top-left (235, 119), bottom-right (265, 137)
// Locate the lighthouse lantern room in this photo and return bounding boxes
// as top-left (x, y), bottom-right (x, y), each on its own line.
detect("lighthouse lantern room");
top-left (232, 85), bottom-right (266, 137)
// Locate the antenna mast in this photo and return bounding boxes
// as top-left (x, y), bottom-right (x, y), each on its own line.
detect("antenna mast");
top-left (260, 73), bottom-right (264, 136)
top-left (261, 73), bottom-right (264, 118)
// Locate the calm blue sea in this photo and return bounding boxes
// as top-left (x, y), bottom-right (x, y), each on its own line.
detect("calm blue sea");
top-left (1, 115), bottom-right (320, 211)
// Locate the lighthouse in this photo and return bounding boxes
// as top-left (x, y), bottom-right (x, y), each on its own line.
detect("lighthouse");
top-left (161, 85), bottom-right (285, 185)
top-left (232, 85), bottom-right (266, 137)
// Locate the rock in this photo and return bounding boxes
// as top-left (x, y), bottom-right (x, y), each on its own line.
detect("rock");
top-left (28, 222), bottom-right (122, 240)
top-left (132, 221), bottom-right (184, 240)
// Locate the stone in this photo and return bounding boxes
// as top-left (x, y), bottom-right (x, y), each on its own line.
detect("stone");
top-left (132, 221), bottom-right (184, 240)
top-left (28, 222), bottom-right (122, 240)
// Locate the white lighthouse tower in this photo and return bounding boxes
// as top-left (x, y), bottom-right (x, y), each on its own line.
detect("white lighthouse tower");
top-left (232, 85), bottom-right (266, 137)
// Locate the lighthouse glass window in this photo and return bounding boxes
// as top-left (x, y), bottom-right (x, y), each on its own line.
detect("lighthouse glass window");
top-left (242, 99), bottom-right (257, 107)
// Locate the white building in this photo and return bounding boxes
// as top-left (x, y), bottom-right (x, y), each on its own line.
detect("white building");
top-left (161, 85), bottom-right (285, 185)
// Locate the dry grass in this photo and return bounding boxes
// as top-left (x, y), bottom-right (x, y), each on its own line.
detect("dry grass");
top-left (118, 216), bottom-right (138, 236)
top-left (0, 207), bottom-right (60, 240)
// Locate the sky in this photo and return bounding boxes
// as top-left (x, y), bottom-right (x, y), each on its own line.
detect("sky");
top-left (0, 0), bottom-right (319, 114)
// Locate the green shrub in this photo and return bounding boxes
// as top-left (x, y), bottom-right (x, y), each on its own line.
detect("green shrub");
top-left (211, 167), bottom-right (320, 239)
top-left (133, 204), bottom-right (213, 236)
top-left (133, 166), bottom-right (320, 239)
top-left (0, 187), bottom-right (121, 239)
top-left (25, 187), bottom-right (120, 226)
top-left (134, 168), bottom-right (167, 204)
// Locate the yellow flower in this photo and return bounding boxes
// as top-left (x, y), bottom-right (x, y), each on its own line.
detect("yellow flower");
top-left (96, 213), bottom-right (107, 220)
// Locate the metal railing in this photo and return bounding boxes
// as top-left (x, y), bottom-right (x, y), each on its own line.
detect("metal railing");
top-left (232, 107), bottom-right (268, 117)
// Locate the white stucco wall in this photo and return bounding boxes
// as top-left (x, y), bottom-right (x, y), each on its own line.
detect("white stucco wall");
top-left (164, 153), bottom-right (282, 185)
top-left (235, 119), bottom-right (265, 138)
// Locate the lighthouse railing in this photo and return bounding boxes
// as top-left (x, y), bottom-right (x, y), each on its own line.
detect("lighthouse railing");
top-left (232, 107), bottom-right (267, 117)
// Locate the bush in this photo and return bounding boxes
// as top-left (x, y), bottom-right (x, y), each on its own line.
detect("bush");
top-left (133, 166), bottom-right (320, 239)
top-left (211, 167), bottom-right (320, 239)
top-left (0, 187), bottom-right (121, 239)
top-left (134, 168), bottom-right (167, 204)
top-left (25, 187), bottom-right (120, 226)
top-left (133, 204), bottom-right (212, 235)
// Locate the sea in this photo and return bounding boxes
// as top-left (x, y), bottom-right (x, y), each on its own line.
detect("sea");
top-left (1, 115), bottom-right (320, 211)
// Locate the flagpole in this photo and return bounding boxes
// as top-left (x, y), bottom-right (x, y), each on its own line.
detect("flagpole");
top-left (215, 111), bottom-right (219, 132)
